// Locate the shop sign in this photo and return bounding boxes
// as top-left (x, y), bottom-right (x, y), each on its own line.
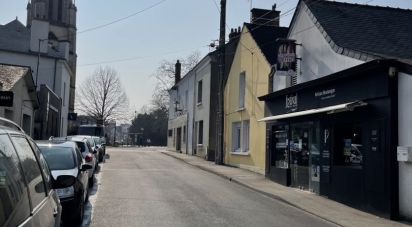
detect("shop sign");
top-left (315, 88), bottom-right (336, 100)
top-left (276, 39), bottom-right (297, 77)
top-left (0, 91), bottom-right (13, 107)
top-left (285, 93), bottom-right (298, 111)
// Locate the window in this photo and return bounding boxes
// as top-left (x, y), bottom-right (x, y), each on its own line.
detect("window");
top-left (239, 72), bottom-right (246, 108)
top-left (197, 80), bottom-right (203, 104)
top-left (168, 129), bottom-right (173, 137)
top-left (198, 121), bottom-right (203, 145)
top-left (232, 121), bottom-right (249, 152)
top-left (11, 136), bottom-right (46, 209)
top-left (272, 125), bottom-right (289, 168)
top-left (29, 139), bottom-right (51, 192)
top-left (334, 123), bottom-right (363, 167)
top-left (39, 147), bottom-right (76, 170)
top-left (0, 135), bottom-right (30, 227)
top-left (232, 122), bottom-right (241, 152)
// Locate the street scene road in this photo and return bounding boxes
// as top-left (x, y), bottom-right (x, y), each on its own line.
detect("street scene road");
top-left (88, 147), bottom-right (335, 227)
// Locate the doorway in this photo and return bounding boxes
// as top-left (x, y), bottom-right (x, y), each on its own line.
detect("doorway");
top-left (176, 127), bottom-right (182, 152)
top-left (289, 122), bottom-right (320, 191)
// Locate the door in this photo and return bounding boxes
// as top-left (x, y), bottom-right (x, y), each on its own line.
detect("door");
top-left (176, 127), bottom-right (182, 152)
top-left (290, 124), bottom-right (310, 190)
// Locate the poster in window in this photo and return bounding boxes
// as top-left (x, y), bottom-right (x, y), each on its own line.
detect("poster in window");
top-left (276, 39), bottom-right (297, 77)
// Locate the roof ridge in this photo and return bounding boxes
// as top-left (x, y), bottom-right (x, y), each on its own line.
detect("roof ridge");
top-left (305, 0), bottom-right (412, 13)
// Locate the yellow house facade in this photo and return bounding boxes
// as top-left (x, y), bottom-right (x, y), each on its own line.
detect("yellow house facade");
top-left (224, 23), bottom-right (288, 174)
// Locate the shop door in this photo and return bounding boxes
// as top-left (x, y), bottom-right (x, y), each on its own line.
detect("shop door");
top-left (290, 123), bottom-right (319, 190)
top-left (290, 124), bottom-right (309, 190)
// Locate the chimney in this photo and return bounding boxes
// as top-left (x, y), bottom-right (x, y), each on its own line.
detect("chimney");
top-left (229, 27), bottom-right (242, 42)
top-left (250, 4), bottom-right (280, 27)
top-left (175, 60), bottom-right (181, 84)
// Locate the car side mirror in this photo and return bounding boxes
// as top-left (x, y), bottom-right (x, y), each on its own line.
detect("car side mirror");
top-left (81, 164), bottom-right (93, 171)
top-left (53, 175), bottom-right (76, 189)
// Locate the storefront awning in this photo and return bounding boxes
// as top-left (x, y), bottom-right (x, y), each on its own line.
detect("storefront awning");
top-left (258, 101), bottom-right (367, 122)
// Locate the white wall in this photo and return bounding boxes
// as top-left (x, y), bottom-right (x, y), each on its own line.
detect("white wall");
top-left (273, 5), bottom-right (363, 91)
top-left (0, 51), bottom-right (71, 136)
top-left (0, 78), bottom-right (35, 136)
top-left (398, 71), bottom-right (412, 220)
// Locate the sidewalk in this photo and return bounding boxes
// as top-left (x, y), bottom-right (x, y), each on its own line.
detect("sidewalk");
top-left (161, 150), bottom-right (409, 227)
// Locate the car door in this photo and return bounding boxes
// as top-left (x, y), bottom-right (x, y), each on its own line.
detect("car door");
top-left (28, 139), bottom-right (61, 227)
top-left (0, 134), bottom-right (31, 227)
top-left (10, 136), bottom-right (55, 227)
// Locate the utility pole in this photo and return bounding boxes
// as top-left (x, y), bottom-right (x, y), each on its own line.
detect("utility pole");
top-left (215, 0), bottom-right (226, 164)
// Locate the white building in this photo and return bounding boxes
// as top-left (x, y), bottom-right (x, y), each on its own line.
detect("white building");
top-left (0, 64), bottom-right (39, 136)
top-left (0, 19), bottom-right (72, 136)
top-left (168, 56), bottom-right (212, 158)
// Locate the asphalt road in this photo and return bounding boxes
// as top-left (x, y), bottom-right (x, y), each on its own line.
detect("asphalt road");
top-left (90, 147), bottom-right (336, 227)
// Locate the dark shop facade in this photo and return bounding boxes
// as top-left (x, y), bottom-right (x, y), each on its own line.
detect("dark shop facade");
top-left (259, 60), bottom-right (400, 219)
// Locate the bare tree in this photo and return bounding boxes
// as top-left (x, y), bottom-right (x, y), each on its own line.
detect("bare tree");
top-left (151, 51), bottom-right (201, 109)
top-left (76, 66), bottom-right (129, 124)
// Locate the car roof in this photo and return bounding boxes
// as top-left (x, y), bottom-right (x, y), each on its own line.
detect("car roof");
top-left (36, 140), bottom-right (77, 149)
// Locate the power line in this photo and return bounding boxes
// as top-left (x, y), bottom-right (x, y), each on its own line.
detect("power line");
top-left (77, 0), bottom-right (168, 34)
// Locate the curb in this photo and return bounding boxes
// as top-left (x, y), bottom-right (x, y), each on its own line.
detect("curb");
top-left (161, 151), bottom-right (343, 226)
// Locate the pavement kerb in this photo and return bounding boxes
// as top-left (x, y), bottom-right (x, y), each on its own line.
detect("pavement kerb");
top-left (161, 151), bottom-right (344, 226)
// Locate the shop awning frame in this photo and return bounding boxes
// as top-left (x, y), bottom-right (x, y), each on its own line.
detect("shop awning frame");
top-left (258, 101), bottom-right (367, 122)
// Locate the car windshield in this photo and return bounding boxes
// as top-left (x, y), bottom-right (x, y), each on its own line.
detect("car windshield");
top-left (39, 147), bottom-right (76, 170)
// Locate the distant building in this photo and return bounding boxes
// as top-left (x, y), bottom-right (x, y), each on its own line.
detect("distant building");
top-left (0, 64), bottom-right (39, 136)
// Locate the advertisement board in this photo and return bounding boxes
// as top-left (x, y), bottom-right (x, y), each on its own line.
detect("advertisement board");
top-left (276, 39), bottom-right (297, 77)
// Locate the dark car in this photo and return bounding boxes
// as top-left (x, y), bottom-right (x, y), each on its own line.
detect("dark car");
top-left (37, 141), bottom-right (92, 225)
top-left (0, 117), bottom-right (64, 227)
top-left (50, 136), bottom-right (98, 187)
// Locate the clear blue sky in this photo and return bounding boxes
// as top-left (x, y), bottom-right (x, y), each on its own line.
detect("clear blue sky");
top-left (0, 0), bottom-right (411, 113)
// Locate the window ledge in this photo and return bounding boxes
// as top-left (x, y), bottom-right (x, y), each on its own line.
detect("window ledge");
top-left (236, 107), bottom-right (245, 112)
top-left (197, 102), bottom-right (202, 106)
top-left (230, 152), bottom-right (250, 156)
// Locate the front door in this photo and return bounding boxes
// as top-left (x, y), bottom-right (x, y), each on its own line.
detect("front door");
top-left (176, 127), bottom-right (182, 152)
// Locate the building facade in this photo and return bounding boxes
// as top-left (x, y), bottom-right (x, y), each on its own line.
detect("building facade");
top-left (259, 0), bottom-right (412, 220)
top-left (223, 6), bottom-right (288, 174)
top-left (0, 64), bottom-right (39, 136)
top-left (0, 18), bottom-right (72, 137)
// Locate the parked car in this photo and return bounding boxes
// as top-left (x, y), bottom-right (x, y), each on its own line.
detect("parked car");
top-left (50, 136), bottom-right (98, 187)
top-left (73, 135), bottom-right (101, 165)
top-left (0, 117), bottom-right (63, 227)
top-left (36, 141), bottom-right (92, 225)
top-left (93, 136), bottom-right (106, 162)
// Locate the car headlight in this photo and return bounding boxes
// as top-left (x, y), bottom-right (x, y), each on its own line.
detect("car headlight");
top-left (56, 186), bottom-right (75, 199)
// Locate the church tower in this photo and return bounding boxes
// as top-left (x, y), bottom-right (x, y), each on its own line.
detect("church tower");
top-left (27, 0), bottom-right (77, 112)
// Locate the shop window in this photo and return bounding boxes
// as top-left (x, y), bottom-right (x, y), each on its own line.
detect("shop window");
top-left (334, 123), bottom-right (363, 167)
top-left (272, 125), bottom-right (289, 168)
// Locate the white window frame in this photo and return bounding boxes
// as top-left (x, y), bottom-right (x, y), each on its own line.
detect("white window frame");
top-left (232, 120), bottom-right (250, 153)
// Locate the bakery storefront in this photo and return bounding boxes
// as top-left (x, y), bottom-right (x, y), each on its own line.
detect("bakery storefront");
top-left (259, 60), bottom-right (399, 219)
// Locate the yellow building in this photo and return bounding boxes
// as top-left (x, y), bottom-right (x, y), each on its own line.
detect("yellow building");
top-left (224, 22), bottom-right (288, 174)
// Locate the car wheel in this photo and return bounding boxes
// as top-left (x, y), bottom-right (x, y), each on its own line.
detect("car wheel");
top-left (74, 195), bottom-right (85, 225)
top-left (89, 176), bottom-right (94, 188)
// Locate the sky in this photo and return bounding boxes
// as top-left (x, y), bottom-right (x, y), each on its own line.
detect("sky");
top-left (0, 0), bottom-right (411, 114)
